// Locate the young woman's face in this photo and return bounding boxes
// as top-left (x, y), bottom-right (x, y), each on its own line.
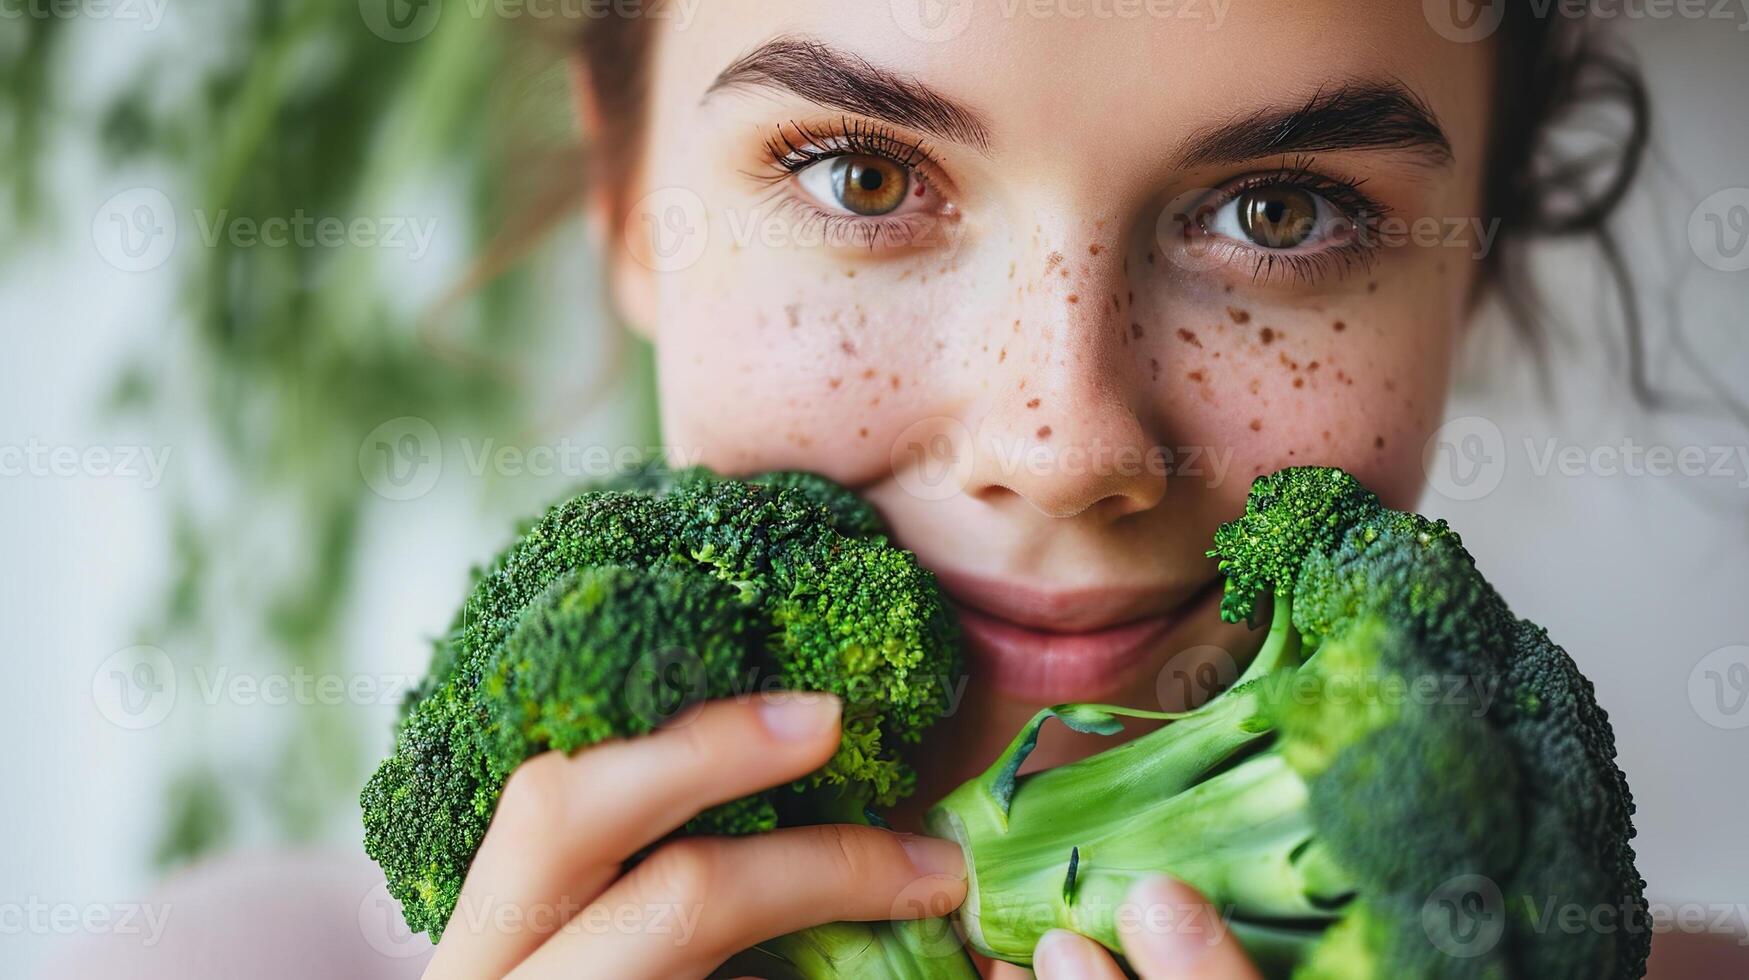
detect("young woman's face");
top-left (606, 0), bottom-right (1495, 763)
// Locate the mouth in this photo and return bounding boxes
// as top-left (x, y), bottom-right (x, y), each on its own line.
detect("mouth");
top-left (934, 571), bottom-right (1226, 703)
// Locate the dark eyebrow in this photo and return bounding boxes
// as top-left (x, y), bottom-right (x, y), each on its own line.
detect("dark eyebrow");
top-left (705, 36), bottom-right (992, 153)
top-left (1172, 83), bottom-right (1453, 170)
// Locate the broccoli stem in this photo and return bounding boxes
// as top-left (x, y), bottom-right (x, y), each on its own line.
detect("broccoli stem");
top-left (927, 595), bottom-right (1351, 966)
top-left (747, 918), bottom-right (983, 979)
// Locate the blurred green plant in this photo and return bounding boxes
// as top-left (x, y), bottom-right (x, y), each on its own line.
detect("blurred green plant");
top-left (13, 3), bottom-right (645, 864)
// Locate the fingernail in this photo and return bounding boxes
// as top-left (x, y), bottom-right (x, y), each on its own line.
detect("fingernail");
top-left (1122, 877), bottom-right (1222, 968)
top-left (757, 692), bottom-right (840, 741)
top-left (896, 833), bottom-right (967, 879)
top-left (1034, 929), bottom-right (1102, 979)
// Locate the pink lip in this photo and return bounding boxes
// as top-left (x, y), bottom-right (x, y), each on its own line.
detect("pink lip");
top-left (934, 571), bottom-right (1223, 703)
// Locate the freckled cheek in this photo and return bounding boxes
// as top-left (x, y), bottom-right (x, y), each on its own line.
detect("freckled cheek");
top-left (1140, 298), bottom-right (1455, 498)
top-left (652, 281), bottom-right (942, 480)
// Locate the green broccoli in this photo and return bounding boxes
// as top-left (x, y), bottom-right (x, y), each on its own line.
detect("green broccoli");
top-left (927, 467), bottom-right (1650, 979)
top-left (361, 467), bottom-right (976, 977)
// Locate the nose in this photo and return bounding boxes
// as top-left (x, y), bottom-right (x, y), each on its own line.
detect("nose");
top-left (963, 228), bottom-right (1166, 521)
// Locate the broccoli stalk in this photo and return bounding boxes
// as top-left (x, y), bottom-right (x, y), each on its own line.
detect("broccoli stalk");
top-left (928, 468), bottom-right (1650, 979)
top-left (362, 467), bottom-right (979, 978)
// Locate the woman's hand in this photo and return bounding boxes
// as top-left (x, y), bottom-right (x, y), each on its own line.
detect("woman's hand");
top-left (422, 692), bottom-right (968, 980)
top-left (1026, 878), bottom-right (1262, 980)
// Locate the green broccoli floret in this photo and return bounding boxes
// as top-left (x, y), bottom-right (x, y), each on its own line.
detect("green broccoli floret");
top-left (928, 467), bottom-right (1649, 979)
top-left (362, 466), bottom-right (974, 977)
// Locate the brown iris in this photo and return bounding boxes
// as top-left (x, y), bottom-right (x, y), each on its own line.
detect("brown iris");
top-left (829, 154), bottom-right (910, 216)
top-left (1235, 186), bottom-right (1320, 249)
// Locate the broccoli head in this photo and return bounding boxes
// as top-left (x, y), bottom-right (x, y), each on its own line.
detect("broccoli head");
top-left (929, 467), bottom-right (1649, 979)
top-left (361, 465), bottom-right (965, 972)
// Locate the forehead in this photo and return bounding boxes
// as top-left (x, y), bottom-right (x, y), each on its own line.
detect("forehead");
top-left (657, 0), bottom-right (1494, 168)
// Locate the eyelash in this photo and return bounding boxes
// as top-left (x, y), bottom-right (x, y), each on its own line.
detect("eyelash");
top-left (1185, 157), bottom-right (1392, 284)
top-left (755, 125), bottom-right (1391, 283)
top-left (756, 118), bottom-right (948, 250)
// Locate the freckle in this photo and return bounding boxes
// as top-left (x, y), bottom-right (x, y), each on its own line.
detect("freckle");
top-left (998, 347), bottom-right (1007, 363)
top-left (1176, 328), bottom-right (1202, 348)
top-left (1248, 378), bottom-right (1261, 394)
top-left (1307, 361), bottom-right (1320, 372)
top-left (1019, 378), bottom-right (1027, 390)
top-left (890, 374), bottom-right (901, 390)
top-left (1131, 322), bottom-right (1144, 339)
top-left (1289, 449), bottom-right (1296, 456)
top-left (1224, 284), bottom-right (1235, 294)
top-left (828, 377), bottom-right (842, 389)
top-left (859, 427), bottom-right (869, 438)
top-left (1227, 307), bottom-right (1251, 324)
top-left (1213, 351), bottom-right (1222, 359)
top-left (1068, 294), bottom-right (1080, 304)
top-left (1037, 425), bottom-right (1053, 440)
top-left (1014, 319), bottom-right (1021, 332)
top-left (1150, 358), bottom-right (1161, 381)
top-left (870, 395), bottom-right (881, 406)
top-left (1384, 380), bottom-right (1396, 392)
top-left (1375, 436), bottom-right (1386, 449)
top-left (1008, 261), bottom-right (1017, 280)
top-left (1333, 320), bottom-right (1346, 332)
top-left (899, 269), bottom-right (913, 280)
top-left (841, 340), bottom-right (858, 356)
top-left (1187, 370), bottom-right (1205, 382)
top-left (1249, 419), bottom-right (1263, 432)
top-left (1046, 251), bottom-right (1064, 272)
top-left (1060, 268), bottom-right (1070, 279)
top-left (845, 270), bottom-right (856, 278)
top-left (1293, 377), bottom-right (1304, 388)
top-left (1089, 243), bottom-right (1103, 256)
top-left (1259, 327), bottom-right (1275, 345)
top-left (862, 368), bottom-right (877, 380)
top-left (1025, 398), bottom-right (1041, 409)
top-left (785, 304), bottom-right (801, 328)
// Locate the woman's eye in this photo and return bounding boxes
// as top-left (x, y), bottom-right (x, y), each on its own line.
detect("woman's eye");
top-left (795, 153), bottom-right (912, 216)
top-left (1204, 186), bottom-right (1348, 249)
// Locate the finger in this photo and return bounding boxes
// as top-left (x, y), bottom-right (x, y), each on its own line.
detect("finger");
top-left (507, 823), bottom-right (968, 980)
top-left (426, 693), bottom-right (843, 980)
top-left (1033, 929), bottom-right (1129, 980)
top-left (1118, 877), bottom-right (1263, 980)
